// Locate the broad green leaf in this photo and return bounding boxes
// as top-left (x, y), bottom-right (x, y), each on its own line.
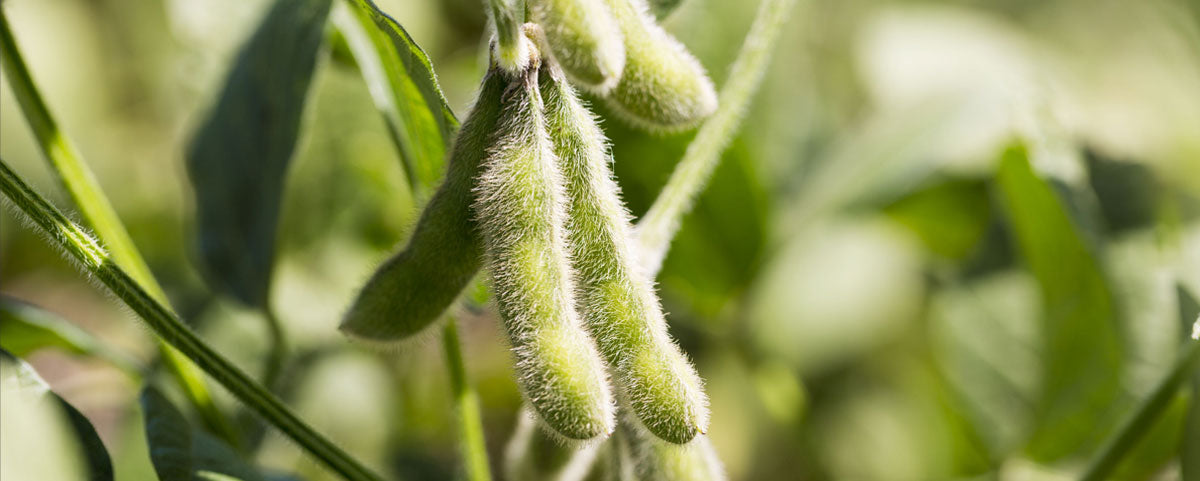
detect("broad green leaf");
top-left (186, 0), bottom-right (333, 307)
top-left (335, 0), bottom-right (459, 194)
top-left (141, 386), bottom-right (270, 481)
top-left (884, 177), bottom-right (991, 261)
top-left (994, 144), bottom-right (1124, 461)
top-left (0, 296), bottom-right (137, 373)
top-left (1, 349), bottom-right (113, 481)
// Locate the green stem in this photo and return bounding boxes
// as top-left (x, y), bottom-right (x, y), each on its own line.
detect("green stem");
top-left (0, 158), bottom-right (385, 481)
top-left (0, 7), bottom-right (239, 447)
top-left (261, 306), bottom-right (288, 389)
top-left (487, 0), bottom-right (526, 71)
top-left (442, 319), bottom-right (493, 481)
top-left (1079, 338), bottom-right (1200, 481)
top-left (635, 0), bottom-right (797, 275)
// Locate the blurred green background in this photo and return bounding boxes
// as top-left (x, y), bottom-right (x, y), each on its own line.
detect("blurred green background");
top-left (2, 0), bottom-right (1200, 479)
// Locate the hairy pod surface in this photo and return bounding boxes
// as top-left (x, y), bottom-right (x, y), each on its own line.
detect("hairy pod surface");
top-left (600, 0), bottom-right (717, 130)
top-left (338, 70), bottom-right (506, 343)
top-left (474, 63), bottom-right (615, 440)
top-left (540, 66), bottom-right (708, 444)
top-left (530, 0), bottom-right (626, 92)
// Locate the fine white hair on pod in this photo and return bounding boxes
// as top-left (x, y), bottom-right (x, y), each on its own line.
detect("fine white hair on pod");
top-left (529, 0), bottom-right (626, 93)
top-left (540, 61), bottom-right (709, 445)
top-left (473, 50), bottom-right (616, 441)
top-left (599, 0), bottom-right (717, 131)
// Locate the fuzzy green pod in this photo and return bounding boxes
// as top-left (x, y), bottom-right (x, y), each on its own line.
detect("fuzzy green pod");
top-left (540, 65), bottom-right (708, 444)
top-left (530, 0), bottom-right (625, 92)
top-left (338, 70), bottom-right (506, 343)
top-left (601, 0), bottom-right (717, 130)
top-left (474, 62), bottom-right (615, 440)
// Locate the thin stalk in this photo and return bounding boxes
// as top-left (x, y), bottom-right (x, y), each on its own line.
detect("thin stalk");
top-left (1079, 337), bottom-right (1200, 481)
top-left (442, 319), bottom-right (493, 481)
top-left (262, 306), bottom-right (288, 389)
top-left (486, 0), bottom-right (526, 71)
top-left (635, 0), bottom-right (797, 274)
top-left (0, 158), bottom-right (385, 481)
top-left (0, 8), bottom-right (239, 446)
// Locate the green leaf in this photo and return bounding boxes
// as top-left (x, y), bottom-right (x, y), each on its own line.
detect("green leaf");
top-left (141, 387), bottom-right (196, 481)
top-left (141, 386), bottom-right (270, 481)
top-left (0, 296), bottom-right (137, 373)
top-left (993, 144), bottom-right (1125, 461)
top-left (1, 349), bottom-right (113, 481)
top-left (335, 0), bottom-right (459, 194)
top-left (0, 296), bottom-right (101, 358)
top-left (186, 0), bottom-right (333, 307)
top-left (884, 177), bottom-right (991, 261)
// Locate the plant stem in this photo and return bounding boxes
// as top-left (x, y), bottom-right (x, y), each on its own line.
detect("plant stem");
top-left (487, 0), bottom-right (526, 71)
top-left (443, 319), bottom-right (494, 481)
top-left (262, 306), bottom-right (288, 389)
top-left (635, 0), bottom-right (797, 275)
top-left (0, 158), bottom-right (385, 481)
top-left (1079, 338), bottom-right (1200, 481)
top-left (0, 7), bottom-right (239, 447)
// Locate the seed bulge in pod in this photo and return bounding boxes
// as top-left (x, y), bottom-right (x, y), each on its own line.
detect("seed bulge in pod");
top-left (601, 0), bottom-right (717, 130)
top-left (339, 69), bottom-right (506, 343)
top-left (540, 65), bottom-right (708, 444)
top-left (531, 0), bottom-right (625, 92)
top-left (474, 63), bottom-right (615, 440)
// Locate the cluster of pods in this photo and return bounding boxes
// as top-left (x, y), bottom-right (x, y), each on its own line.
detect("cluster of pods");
top-left (342, 0), bottom-right (719, 450)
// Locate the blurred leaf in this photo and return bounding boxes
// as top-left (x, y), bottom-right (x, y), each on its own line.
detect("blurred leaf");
top-left (994, 144), bottom-right (1124, 461)
top-left (884, 177), bottom-right (991, 261)
top-left (0, 297), bottom-right (137, 373)
top-left (1084, 149), bottom-right (1161, 235)
top-left (186, 0), bottom-right (333, 307)
top-left (1, 349), bottom-right (113, 481)
top-left (336, 0), bottom-right (460, 194)
top-left (930, 272), bottom-right (1040, 456)
top-left (0, 297), bottom-right (103, 358)
top-left (140, 386), bottom-right (271, 481)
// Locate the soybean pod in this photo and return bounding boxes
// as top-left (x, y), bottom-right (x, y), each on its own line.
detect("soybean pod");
top-left (475, 58), bottom-right (615, 440)
top-left (339, 69), bottom-right (506, 343)
top-left (601, 0), bottom-right (716, 130)
top-left (530, 0), bottom-right (626, 92)
top-left (540, 65), bottom-right (708, 444)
